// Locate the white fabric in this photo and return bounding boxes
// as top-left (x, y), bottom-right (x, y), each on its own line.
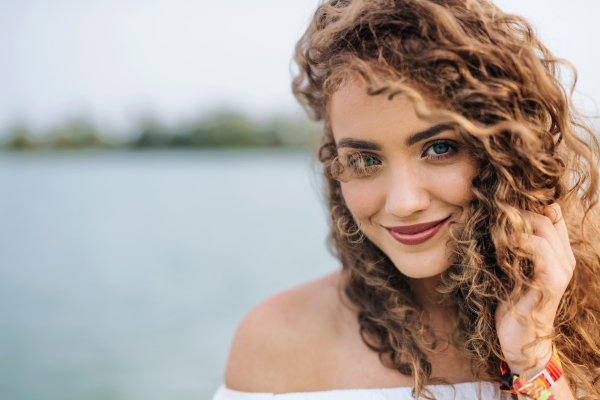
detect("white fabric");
top-left (212, 382), bottom-right (503, 400)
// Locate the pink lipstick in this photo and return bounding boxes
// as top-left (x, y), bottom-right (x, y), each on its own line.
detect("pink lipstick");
top-left (384, 216), bottom-right (451, 245)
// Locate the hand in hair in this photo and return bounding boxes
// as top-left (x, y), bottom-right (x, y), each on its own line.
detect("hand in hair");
top-left (495, 203), bottom-right (577, 398)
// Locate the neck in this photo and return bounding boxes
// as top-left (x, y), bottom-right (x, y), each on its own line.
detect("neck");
top-left (408, 273), bottom-right (443, 309)
top-left (407, 274), bottom-right (467, 364)
top-left (407, 273), bottom-right (454, 329)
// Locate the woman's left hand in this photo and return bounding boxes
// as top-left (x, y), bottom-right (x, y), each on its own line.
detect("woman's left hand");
top-left (495, 203), bottom-right (577, 377)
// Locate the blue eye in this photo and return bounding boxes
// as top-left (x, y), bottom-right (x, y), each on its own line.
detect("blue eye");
top-left (363, 155), bottom-right (378, 167)
top-left (432, 143), bottom-right (449, 154)
top-left (347, 153), bottom-right (380, 167)
top-left (423, 140), bottom-right (458, 160)
top-left (344, 152), bottom-right (382, 177)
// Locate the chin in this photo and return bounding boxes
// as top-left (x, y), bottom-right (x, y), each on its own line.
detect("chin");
top-left (386, 247), bottom-right (452, 279)
top-left (393, 264), bottom-right (451, 279)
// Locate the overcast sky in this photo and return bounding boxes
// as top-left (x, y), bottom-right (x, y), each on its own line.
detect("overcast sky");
top-left (0, 0), bottom-right (598, 134)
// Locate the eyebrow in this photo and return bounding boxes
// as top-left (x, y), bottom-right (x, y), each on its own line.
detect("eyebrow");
top-left (336, 138), bottom-right (382, 151)
top-left (335, 124), bottom-right (454, 150)
top-left (405, 124), bottom-right (454, 147)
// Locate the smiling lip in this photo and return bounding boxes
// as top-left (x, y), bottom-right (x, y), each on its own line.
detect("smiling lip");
top-left (384, 216), bottom-right (451, 246)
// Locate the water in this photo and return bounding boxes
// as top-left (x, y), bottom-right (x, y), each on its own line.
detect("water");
top-left (0, 150), bottom-right (338, 400)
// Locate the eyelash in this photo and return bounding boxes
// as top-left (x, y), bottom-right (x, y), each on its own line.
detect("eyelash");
top-left (345, 152), bottom-right (382, 169)
top-left (421, 139), bottom-right (459, 160)
top-left (344, 140), bottom-right (459, 165)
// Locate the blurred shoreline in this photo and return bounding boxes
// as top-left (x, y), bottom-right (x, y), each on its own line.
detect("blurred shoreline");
top-left (1, 110), bottom-right (322, 151)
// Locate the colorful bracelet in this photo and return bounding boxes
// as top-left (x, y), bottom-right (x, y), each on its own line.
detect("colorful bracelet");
top-left (499, 343), bottom-right (563, 399)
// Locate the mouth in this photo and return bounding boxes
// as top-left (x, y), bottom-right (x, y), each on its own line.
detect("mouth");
top-left (384, 216), bottom-right (451, 246)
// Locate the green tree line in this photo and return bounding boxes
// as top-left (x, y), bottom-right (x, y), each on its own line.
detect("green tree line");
top-left (1, 111), bottom-right (322, 150)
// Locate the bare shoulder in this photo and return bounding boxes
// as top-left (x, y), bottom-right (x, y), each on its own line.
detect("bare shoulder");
top-left (224, 269), bottom-right (347, 393)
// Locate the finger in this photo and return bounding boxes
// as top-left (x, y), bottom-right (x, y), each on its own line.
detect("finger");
top-left (542, 203), bottom-right (577, 270)
top-left (510, 232), bottom-right (560, 278)
top-left (521, 209), bottom-right (566, 263)
top-left (509, 228), bottom-right (574, 294)
top-left (529, 234), bottom-right (573, 289)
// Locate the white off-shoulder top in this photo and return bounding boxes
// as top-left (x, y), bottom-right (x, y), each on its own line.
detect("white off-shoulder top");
top-left (212, 382), bottom-right (503, 400)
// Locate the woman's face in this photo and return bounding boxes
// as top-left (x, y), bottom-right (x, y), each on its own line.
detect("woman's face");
top-left (329, 80), bottom-right (478, 278)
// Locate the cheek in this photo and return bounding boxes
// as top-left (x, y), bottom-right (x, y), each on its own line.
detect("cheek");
top-left (340, 181), bottom-right (383, 223)
top-left (428, 161), bottom-right (477, 205)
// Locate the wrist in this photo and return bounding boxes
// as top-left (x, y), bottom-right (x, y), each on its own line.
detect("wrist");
top-left (506, 343), bottom-right (553, 379)
top-left (500, 342), bottom-right (564, 397)
top-left (503, 340), bottom-right (553, 377)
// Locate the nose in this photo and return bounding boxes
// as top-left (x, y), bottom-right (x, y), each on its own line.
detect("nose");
top-left (384, 164), bottom-right (430, 218)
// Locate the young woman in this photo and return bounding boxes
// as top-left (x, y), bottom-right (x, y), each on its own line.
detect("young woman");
top-left (213, 0), bottom-right (600, 399)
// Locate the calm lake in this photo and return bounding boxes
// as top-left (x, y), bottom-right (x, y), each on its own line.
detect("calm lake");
top-left (0, 150), bottom-right (338, 400)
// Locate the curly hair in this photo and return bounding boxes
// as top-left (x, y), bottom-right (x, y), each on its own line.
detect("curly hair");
top-left (292, 0), bottom-right (600, 399)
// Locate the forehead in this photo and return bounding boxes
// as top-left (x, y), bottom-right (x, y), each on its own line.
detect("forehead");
top-left (329, 79), bottom-right (433, 144)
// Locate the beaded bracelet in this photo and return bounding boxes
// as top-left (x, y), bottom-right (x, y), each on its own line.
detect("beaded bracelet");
top-left (499, 343), bottom-right (563, 399)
